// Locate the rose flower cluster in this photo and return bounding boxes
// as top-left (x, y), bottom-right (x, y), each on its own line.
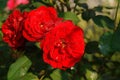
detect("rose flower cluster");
top-left (2, 6), bottom-right (85, 70)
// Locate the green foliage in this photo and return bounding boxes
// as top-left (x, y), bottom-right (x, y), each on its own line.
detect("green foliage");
top-left (0, 0), bottom-right (7, 13)
top-left (32, 2), bottom-right (45, 8)
top-left (59, 12), bottom-right (80, 24)
top-left (82, 9), bottom-right (96, 21)
top-left (99, 32), bottom-right (113, 55)
top-left (111, 22), bottom-right (120, 51)
top-left (93, 6), bottom-right (103, 12)
top-left (18, 73), bottom-right (39, 80)
top-left (85, 69), bottom-right (98, 80)
top-left (92, 15), bottom-right (114, 29)
top-left (77, 3), bottom-right (88, 9)
top-left (7, 56), bottom-right (32, 80)
top-left (44, 69), bottom-right (69, 80)
top-left (119, 0), bottom-right (120, 2)
top-left (85, 41), bottom-right (100, 54)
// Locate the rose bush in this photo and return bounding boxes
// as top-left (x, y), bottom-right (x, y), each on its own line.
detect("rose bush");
top-left (2, 10), bottom-right (28, 49)
top-left (2, 6), bottom-right (85, 70)
top-left (1, 0), bottom-right (119, 80)
top-left (41, 21), bottom-right (85, 70)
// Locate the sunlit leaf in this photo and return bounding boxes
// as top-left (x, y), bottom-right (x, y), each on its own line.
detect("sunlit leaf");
top-left (7, 56), bottom-right (32, 80)
top-left (85, 69), bottom-right (98, 80)
top-left (92, 15), bottom-right (114, 29)
top-left (50, 69), bottom-right (62, 80)
top-left (18, 73), bottom-right (39, 80)
top-left (59, 12), bottom-right (80, 24)
top-left (111, 52), bottom-right (120, 63)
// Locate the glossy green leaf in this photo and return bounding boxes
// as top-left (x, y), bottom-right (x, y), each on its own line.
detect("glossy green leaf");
top-left (59, 12), bottom-right (80, 24)
top-left (92, 15), bottom-right (114, 29)
top-left (7, 56), bottom-right (32, 80)
top-left (18, 73), bottom-right (39, 80)
top-left (85, 69), bottom-right (98, 80)
top-left (99, 32), bottom-right (113, 55)
top-left (111, 22), bottom-right (120, 51)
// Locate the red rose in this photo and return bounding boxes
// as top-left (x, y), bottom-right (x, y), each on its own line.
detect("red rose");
top-left (41, 21), bottom-right (85, 70)
top-left (2, 10), bottom-right (28, 49)
top-left (23, 6), bottom-right (62, 42)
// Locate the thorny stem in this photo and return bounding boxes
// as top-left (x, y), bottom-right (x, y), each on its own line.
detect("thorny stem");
top-left (114, 0), bottom-right (120, 30)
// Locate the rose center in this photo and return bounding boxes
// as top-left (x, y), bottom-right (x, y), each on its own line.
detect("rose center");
top-left (55, 39), bottom-right (66, 48)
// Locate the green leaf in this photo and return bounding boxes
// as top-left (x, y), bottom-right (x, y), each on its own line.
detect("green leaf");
top-left (82, 9), bottom-right (96, 21)
top-left (0, 21), bottom-right (2, 27)
top-left (85, 69), bottom-right (98, 80)
top-left (41, 0), bottom-right (50, 4)
top-left (92, 15), bottom-right (114, 29)
top-left (111, 22), bottom-right (120, 51)
top-left (7, 56), bottom-right (32, 80)
top-left (93, 6), bottom-right (103, 12)
top-left (59, 12), bottom-right (80, 24)
top-left (111, 52), bottom-right (120, 62)
top-left (44, 69), bottom-right (69, 80)
top-left (0, 13), bottom-right (8, 22)
top-left (32, 2), bottom-right (45, 8)
top-left (18, 73), bottom-right (39, 80)
top-left (99, 32), bottom-right (113, 55)
top-left (0, 0), bottom-right (7, 12)
top-left (77, 3), bottom-right (88, 9)
top-left (118, 0), bottom-right (120, 2)
top-left (50, 69), bottom-right (62, 80)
